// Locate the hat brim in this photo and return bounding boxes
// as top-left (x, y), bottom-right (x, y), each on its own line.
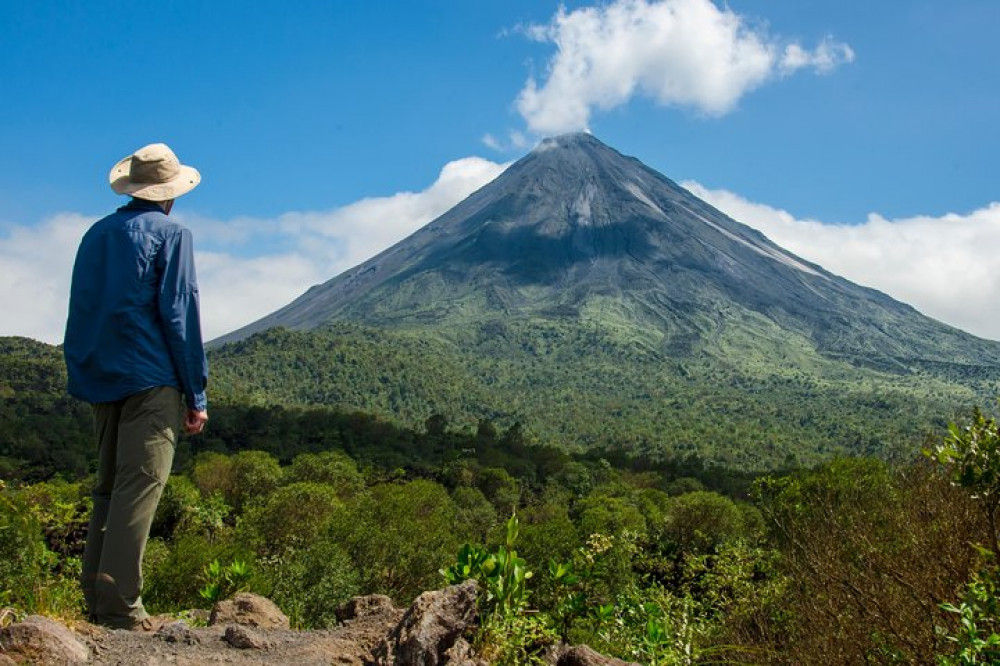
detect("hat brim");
top-left (109, 156), bottom-right (201, 202)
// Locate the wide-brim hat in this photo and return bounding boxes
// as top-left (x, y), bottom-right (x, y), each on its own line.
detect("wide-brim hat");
top-left (109, 143), bottom-right (201, 201)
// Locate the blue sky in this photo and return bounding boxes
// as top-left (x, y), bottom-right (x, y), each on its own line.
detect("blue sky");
top-left (2, 0), bottom-right (998, 342)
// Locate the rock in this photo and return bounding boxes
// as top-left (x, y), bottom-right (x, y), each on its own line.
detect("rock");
top-left (209, 592), bottom-right (290, 629)
top-left (557, 644), bottom-right (641, 666)
top-left (373, 579), bottom-right (479, 665)
top-left (182, 608), bottom-right (211, 625)
top-left (336, 594), bottom-right (396, 623)
top-left (223, 624), bottom-right (273, 649)
top-left (157, 620), bottom-right (201, 645)
top-left (0, 614), bottom-right (90, 665)
top-left (442, 636), bottom-right (488, 666)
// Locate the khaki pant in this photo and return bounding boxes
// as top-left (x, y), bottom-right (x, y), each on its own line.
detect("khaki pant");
top-left (81, 386), bottom-right (181, 628)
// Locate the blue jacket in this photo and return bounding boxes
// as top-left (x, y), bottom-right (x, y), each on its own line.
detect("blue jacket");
top-left (64, 199), bottom-right (208, 411)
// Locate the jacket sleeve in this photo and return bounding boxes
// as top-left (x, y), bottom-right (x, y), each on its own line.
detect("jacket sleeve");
top-left (157, 227), bottom-right (209, 411)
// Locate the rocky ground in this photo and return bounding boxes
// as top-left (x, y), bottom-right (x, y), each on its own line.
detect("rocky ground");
top-left (0, 582), bottom-right (637, 666)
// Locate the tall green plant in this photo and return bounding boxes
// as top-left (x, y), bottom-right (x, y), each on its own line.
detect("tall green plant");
top-left (199, 559), bottom-right (252, 606)
top-left (928, 406), bottom-right (1000, 663)
top-left (442, 514), bottom-right (555, 664)
top-left (927, 406), bottom-right (1000, 553)
top-left (938, 551), bottom-right (1000, 665)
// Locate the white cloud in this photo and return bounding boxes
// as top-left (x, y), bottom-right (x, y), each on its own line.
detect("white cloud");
top-left (8, 156), bottom-right (998, 348)
top-left (482, 131), bottom-right (531, 153)
top-left (684, 181), bottom-right (1000, 341)
top-left (275, 157), bottom-right (509, 272)
top-left (0, 157), bottom-right (507, 344)
top-left (516, 0), bottom-right (854, 134)
top-left (0, 213), bottom-right (92, 344)
top-left (780, 37), bottom-right (855, 75)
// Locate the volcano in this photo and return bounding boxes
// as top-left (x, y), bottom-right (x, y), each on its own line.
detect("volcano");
top-left (216, 133), bottom-right (998, 374)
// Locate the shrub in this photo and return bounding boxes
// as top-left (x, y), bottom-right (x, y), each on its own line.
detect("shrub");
top-left (754, 458), bottom-right (979, 663)
top-left (442, 514), bottom-right (556, 664)
top-left (151, 475), bottom-right (201, 539)
top-left (451, 485), bottom-right (498, 544)
top-left (0, 480), bottom-right (85, 619)
top-left (238, 481), bottom-right (341, 553)
top-left (143, 533), bottom-right (248, 612)
top-left (327, 479), bottom-right (461, 601)
top-left (285, 451), bottom-right (364, 500)
top-left (659, 491), bottom-right (750, 555)
top-left (255, 541), bottom-right (360, 629)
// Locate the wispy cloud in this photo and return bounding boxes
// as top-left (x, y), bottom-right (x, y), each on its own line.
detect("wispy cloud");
top-left (685, 181), bottom-right (1000, 341)
top-left (0, 157), bottom-right (508, 344)
top-left (515, 0), bottom-right (854, 134)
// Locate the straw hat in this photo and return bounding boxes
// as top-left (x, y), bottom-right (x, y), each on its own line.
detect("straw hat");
top-left (109, 143), bottom-right (201, 201)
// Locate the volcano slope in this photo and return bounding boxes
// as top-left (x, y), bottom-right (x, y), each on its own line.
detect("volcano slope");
top-left (211, 134), bottom-right (1000, 468)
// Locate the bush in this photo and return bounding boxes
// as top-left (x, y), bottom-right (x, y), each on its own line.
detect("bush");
top-left (327, 479), bottom-right (461, 601)
top-left (143, 533), bottom-right (248, 613)
top-left (255, 541), bottom-right (360, 629)
top-left (659, 491), bottom-right (750, 555)
top-left (0, 480), bottom-right (85, 619)
top-left (238, 482), bottom-right (341, 553)
top-left (753, 458), bottom-right (980, 663)
top-left (151, 475), bottom-right (202, 539)
top-left (285, 451), bottom-right (364, 500)
top-left (451, 485), bottom-right (498, 544)
top-left (190, 450), bottom-right (283, 515)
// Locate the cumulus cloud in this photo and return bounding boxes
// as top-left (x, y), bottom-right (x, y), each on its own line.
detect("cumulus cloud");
top-left (275, 157), bottom-right (508, 270)
top-left (0, 156), bottom-right (507, 344)
top-left (684, 181), bottom-right (1000, 341)
top-left (7, 154), bottom-right (997, 347)
top-left (0, 214), bottom-right (92, 344)
top-left (516, 0), bottom-right (854, 134)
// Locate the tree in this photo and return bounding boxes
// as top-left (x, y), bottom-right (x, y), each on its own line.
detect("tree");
top-left (927, 406), bottom-right (1000, 664)
top-left (238, 482), bottom-right (341, 553)
top-left (285, 451), bottom-right (364, 500)
top-left (327, 479), bottom-right (461, 602)
top-left (476, 467), bottom-right (521, 516)
top-left (927, 406), bottom-right (1000, 553)
top-left (226, 451), bottom-right (284, 513)
top-left (660, 491), bottom-right (748, 555)
top-left (754, 458), bottom-right (979, 664)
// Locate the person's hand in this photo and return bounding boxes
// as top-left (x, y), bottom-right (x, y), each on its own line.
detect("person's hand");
top-left (184, 409), bottom-right (208, 435)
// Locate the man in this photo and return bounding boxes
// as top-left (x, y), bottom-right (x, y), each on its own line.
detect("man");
top-left (64, 143), bottom-right (209, 630)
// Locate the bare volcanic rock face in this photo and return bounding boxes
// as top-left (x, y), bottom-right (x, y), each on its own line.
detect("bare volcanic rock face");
top-left (216, 133), bottom-right (1000, 374)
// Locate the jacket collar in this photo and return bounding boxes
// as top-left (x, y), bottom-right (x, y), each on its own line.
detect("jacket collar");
top-left (119, 198), bottom-right (166, 213)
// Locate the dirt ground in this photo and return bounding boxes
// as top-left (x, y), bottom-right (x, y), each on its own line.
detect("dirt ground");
top-left (79, 610), bottom-right (400, 666)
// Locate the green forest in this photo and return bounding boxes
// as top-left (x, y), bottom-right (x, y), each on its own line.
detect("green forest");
top-left (209, 321), bottom-right (992, 470)
top-left (3, 335), bottom-right (1000, 663)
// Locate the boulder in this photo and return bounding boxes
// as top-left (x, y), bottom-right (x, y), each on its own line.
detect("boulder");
top-left (373, 579), bottom-right (479, 665)
top-left (223, 624), bottom-right (273, 650)
top-left (336, 594), bottom-right (396, 623)
top-left (209, 592), bottom-right (290, 629)
top-left (0, 614), bottom-right (89, 665)
top-left (156, 620), bottom-right (201, 645)
top-left (442, 636), bottom-right (489, 666)
top-left (556, 644), bottom-right (641, 666)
